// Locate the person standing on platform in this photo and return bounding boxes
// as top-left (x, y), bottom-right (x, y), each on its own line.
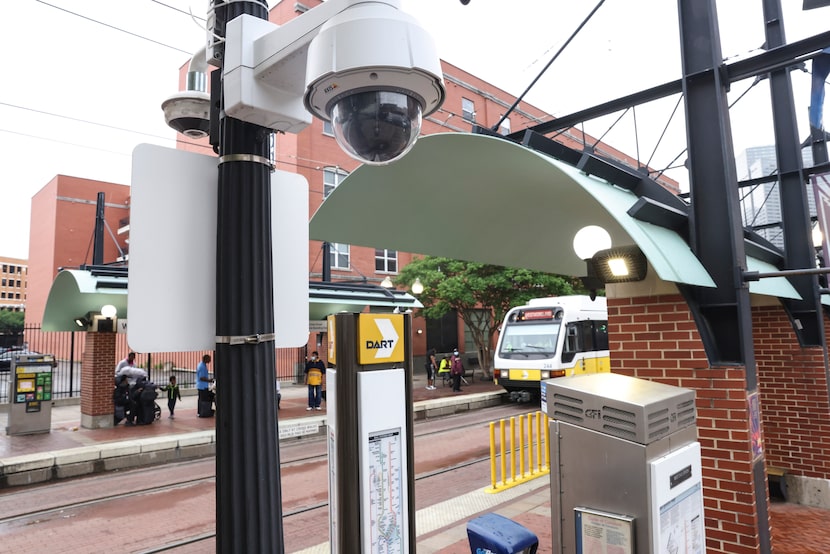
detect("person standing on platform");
top-left (304, 351), bottom-right (325, 411)
top-left (196, 354), bottom-right (215, 417)
top-left (115, 352), bottom-right (146, 386)
top-left (425, 348), bottom-right (437, 390)
top-left (160, 375), bottom-right (182, 419)
top-left (450, 349), bottom-right (464, 392)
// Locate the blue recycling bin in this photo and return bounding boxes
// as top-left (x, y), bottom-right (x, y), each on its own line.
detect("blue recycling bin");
top-left (467, 513), bottom-right (538, 554)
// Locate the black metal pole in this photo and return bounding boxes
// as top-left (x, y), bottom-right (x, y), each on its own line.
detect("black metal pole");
top-left (762, 0), bottom-right (825, 347)
top-left (322, 241), bottom-right (331, 281)
top-left (93, 192), bottom-right (105, 265)
top-left (69, 331), bottom-right (75, 397)
top-left (213, 1), bottom-right (284, 552)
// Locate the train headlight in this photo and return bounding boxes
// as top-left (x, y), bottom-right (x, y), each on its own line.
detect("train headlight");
top-left (541, 370), bottom-right (550, 379)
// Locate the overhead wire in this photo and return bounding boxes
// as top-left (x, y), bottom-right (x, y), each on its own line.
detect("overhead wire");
top-left (492, 0), bottom-right (607, 132)
top-left (3, 1), bottom-right (218, 166)
top-left (34, 0), bottom-right (195, 55)
top-left (0, 101), bottom-right (180, 143)
top-left (149, 0), bottom-right (207, 21)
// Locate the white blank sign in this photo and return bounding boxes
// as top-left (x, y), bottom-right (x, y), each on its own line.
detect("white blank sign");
top-left (129, 144), bottom-right (308, 352)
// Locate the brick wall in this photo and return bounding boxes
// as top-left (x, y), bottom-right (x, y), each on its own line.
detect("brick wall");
top-left (608, 295), bottom-right (766, 554)
top-left (80, 331), bottom-right (116, 418)
top-left (753, 304), bottom-right (830, 479)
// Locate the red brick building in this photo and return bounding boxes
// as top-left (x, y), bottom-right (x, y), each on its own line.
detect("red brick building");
top-left (26, 175), bottom-right (129, 324)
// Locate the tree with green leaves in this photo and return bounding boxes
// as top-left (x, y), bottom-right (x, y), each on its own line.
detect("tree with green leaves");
top-left (0, 310), bottom-right (24, 335)
top-left (395, 257), bottom-right (579, 379)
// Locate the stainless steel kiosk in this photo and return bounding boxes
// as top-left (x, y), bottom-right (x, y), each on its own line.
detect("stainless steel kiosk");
top-left (6, 353), bottom-right (55, 436)
top-left (542, 372), bottom-right (704, 554)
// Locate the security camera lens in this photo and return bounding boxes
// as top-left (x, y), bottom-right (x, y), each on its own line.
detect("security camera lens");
top-left (331, 91), bottom-right (422, 165)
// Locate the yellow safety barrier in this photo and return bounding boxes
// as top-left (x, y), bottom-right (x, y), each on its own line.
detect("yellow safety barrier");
top-left (484, 411), bottom-right (550, 493)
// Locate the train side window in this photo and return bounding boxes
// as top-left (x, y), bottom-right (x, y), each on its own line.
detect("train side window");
top-left (562, 324), bottom-right (580, 363)
top-left (580, 321), bottom-right (595, 351)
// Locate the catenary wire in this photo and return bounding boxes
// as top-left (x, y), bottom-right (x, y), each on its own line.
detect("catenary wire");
top-left (34, 0), bottom-right (194, 56)
top-left (492, 0), bottom-right (607, 132)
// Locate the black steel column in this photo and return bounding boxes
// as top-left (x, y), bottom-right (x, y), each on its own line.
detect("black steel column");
top-left (678, 0), bottom-right (756, 371)
top-left (763, 0), bottom-right (825, 346)
top-left (677, 0), bottom-right (771, 550)
top-left (93, 192), bottom-right (105, 265)
top-left (322, 241), bottom-right (331, 281)
top-left (213, 1), bottom-right (284, 553)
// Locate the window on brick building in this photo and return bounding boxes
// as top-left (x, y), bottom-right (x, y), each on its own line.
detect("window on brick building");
top-left (329, 242), bottom-right (350, 269)
top-left (375, 249), bottom-right (398, 273)
top-left (1, 279), bottom-right (5, 286)
top-left (323, 167), bottom-right (348, 199)
top-left (16, 280), bottom-right (21, 287)
top-left (462, 98), bottom-right (475, 122)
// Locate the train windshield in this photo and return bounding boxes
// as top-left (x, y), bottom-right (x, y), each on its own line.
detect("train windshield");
top-left (498, 321), bottom-right (561, 358)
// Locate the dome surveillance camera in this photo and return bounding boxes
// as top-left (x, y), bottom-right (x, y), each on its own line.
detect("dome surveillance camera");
top-left (304, 2), bottom-right (445, 165)
top-left (161, 90), bottom-right (211, 139)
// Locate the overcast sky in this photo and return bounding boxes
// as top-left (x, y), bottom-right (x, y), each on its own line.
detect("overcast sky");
top-left (1, 0), bottom-right (827, 260)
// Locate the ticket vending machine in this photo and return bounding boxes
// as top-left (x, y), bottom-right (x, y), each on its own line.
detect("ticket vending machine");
top-left (6, 353), bottom-right (55, 436)
top-left (541, 372), bottom-right (704, 554)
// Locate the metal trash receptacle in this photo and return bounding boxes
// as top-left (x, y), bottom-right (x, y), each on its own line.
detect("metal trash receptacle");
top-left (467, 513), bottom-right (538, 554)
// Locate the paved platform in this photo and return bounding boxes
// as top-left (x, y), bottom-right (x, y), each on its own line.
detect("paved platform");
top-left (1, 370), bottom-right (828, 552)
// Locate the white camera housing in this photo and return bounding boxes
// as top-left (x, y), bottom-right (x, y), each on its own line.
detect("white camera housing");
top-left (304, 3), bottom-right (444, 164)
top-left (161, 90), bottom-right (211, 139)
top-left (222, 0), bottom-right (445, 164)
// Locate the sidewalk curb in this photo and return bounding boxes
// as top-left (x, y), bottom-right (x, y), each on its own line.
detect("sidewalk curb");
top-left (0, 391), bottom-right (506, 488)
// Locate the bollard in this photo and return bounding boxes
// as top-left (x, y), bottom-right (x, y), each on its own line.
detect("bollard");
top-left (486, 412), bottom-right (551, 493)
top-left (509, 417), bottom-right (516, 483)
top-left (489, 421), bottom-right (497, 490)
top-left (536, 412), bottom-right (547, 473)
top-left (516, 416), bottom-right (525, 478)
top-left (527, 414), bottom-right (533, 475)
top-left (500, 419), bottom-right (507, 487)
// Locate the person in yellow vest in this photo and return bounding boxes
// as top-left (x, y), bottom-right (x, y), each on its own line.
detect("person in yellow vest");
top-left (437, 355), bottom-right (452, 386)
top-left (304, 351), bottom-right (326, 411)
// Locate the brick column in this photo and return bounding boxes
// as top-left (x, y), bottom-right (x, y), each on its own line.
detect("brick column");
top-left (609, 294), bottom-right (769, 553)
top-left (754, 304), bottom-right (830, 484)
top-left (80, 331), bottom-right (116, 429)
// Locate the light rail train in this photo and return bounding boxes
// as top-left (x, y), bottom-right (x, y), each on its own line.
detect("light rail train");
top-left (493, 296), bottom-right (609, 402)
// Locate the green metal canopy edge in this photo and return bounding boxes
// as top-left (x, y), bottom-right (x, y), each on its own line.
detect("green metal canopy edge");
top-left (42, 269), bottom-right (128, 332)
top-left (309, 282), bottom-right (423, 320)
top-left (310, 132), bottom-right (715, 287)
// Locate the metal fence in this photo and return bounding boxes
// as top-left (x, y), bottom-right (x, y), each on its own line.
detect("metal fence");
top-left (0, 325), bottom-right (307, 403)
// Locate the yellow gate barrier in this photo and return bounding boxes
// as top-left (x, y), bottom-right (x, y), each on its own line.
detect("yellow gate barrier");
top-left (485, 411), bottom-right (550, 493)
